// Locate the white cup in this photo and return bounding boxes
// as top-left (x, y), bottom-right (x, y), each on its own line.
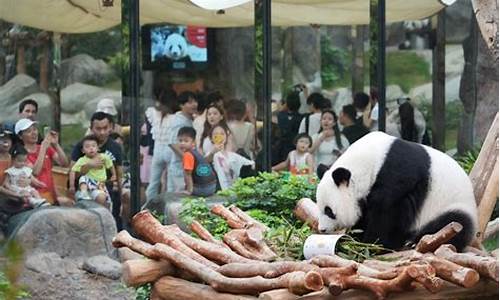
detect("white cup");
top-left (303, 234), bottom-right (346, 259)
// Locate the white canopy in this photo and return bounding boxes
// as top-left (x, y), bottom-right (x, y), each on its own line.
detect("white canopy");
top-left (0, 0), bottom-right (451, 33)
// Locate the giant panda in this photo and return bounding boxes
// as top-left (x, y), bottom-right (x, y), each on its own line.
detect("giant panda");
top-left (316, 131), bottom-right (478, 251)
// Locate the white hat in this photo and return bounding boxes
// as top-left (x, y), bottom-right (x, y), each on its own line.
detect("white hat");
top-left (15, 118), bottom-right (38, 135)
top-left (96, 98), bottom-right (118, 116)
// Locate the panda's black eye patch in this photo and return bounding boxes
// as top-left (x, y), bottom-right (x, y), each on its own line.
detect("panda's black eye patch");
top-left (324, 206), bottom-right (336, 220)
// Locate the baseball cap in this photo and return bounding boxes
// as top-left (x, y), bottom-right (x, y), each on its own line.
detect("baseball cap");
top-left (96, 98), bottom-right (118, 116)
top-left (15, 118), bottom-right (38, 135)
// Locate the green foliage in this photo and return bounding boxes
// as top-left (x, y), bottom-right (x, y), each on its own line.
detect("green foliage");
top-left (219, 172), bottom-right (317, 218)
top-left (0, 241), bottom-right (30, 299)
top-left (179, 198), bottom-right (230, 239)
top-left (320, 37), bottom-right (350, 89)
top-left (336, 234), bottom-right (392, 262)
top-left (67, 27), bottom-right (122, 61)
top-left (265, 219), bottom-right (312, 261)
top-left (107, 25), bottom-right (130, 76)
top-left (385, 52), bottom-right (430, 93)
top-left (456, 148), bottom-right (480, 174)
top-left (135, 283), bottom-right (151, 300)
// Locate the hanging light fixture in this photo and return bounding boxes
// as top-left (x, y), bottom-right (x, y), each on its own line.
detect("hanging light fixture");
top-left (102, 0), bottom-right (114, 7)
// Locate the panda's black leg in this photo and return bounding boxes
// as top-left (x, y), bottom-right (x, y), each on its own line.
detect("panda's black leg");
top-left (414, 210), bottom-right (475, 252)
top-left (361, 204), bottom-right (398, 249)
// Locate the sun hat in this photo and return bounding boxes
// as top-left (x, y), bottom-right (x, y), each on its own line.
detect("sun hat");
top-left (15, 118), bottom-right (38, 135)
top-left (96, 98), bottom-right (118, 116)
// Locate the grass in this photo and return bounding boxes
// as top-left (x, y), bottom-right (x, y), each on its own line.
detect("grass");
top-left (328, 50), bottom-right (431, 93)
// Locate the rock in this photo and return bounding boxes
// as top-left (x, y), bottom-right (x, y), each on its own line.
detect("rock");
top-left (0, 74), bottom-right (39, 123)
top-left (25, 252), bottom-right (83, 277)
top-left (82, 255), bottom-right (122, 280)
top-left (12, 205), bottom-right (117, 258)
top-left (61, 83), bottom-right (121, 126)
top-left (59, 54), bottom-right (115, 88)
top-left (409, 76), bottom-right (462, 105)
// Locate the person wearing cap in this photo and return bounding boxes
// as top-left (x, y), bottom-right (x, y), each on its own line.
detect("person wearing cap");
top-left (85, 99), bottom-right (123, 136)
top-left (15, 118), bottom-right (72, 206)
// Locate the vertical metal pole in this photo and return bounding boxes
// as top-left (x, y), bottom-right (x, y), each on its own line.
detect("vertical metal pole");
top-left (262, 0), bottom-right (272, 171)
top-left (128, 0), bottom-right (141, 215)
top-left (377, 0), bottom-right (386, 132)
top-left (432, 11), bottom-right (446, 151)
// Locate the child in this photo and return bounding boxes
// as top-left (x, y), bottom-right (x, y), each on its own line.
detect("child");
top-left (171, 127), bottom-right (217, 197)
top-left (211, 125), bottom-right (255, 190)
top-left (272, 133), bottom-right (314, 175)
top-left (69, 135), bottom-right (117, 209)
top-left (3, 145), bottom-right (49, 208)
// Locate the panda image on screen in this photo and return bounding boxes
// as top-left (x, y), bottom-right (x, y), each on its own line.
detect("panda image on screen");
top-left (151, 27), bottom-right (189, 62)
top-left (316, 132), bottom-right (478, 251)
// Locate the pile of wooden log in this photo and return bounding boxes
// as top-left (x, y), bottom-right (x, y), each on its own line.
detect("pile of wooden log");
top-left (113, 202), bottom-right (498, 300)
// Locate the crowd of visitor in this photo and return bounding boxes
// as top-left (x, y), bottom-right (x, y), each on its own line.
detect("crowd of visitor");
top-left (0, 85), bottom-right (428, 231)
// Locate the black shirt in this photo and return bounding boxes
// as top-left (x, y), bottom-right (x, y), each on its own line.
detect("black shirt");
top-left (71, 138), bottom-right (123, 166)
top-left (342, 124), bottom-right (370, 145)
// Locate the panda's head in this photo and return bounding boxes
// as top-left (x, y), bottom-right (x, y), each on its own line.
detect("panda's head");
top-left (165, 33), bottom-right (188, 60)
top-left (316, 167), bottom-right (361, 233)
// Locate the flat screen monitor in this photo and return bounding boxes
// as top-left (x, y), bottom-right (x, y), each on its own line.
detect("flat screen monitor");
top-left (142, 24), bottom-right (209, 70)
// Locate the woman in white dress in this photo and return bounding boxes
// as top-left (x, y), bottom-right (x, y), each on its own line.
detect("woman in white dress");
top-left (309, 110), bottom-right (349, 171)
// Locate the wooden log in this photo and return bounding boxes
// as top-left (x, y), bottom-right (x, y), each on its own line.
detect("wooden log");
top-left (190, 220), bottom-right (230, 249)
top-left (224, 229), bottom-right (277, 261)
top-left (434, 244), bottom-right (499, 282)
top-left (294, 198), bottom-right (320, 232)
top-left (464, 246), bottom-right (492, 257)
top-left (153, 276), bottom-right (258, 300)
top-left (112, 230), bottom-right (159, 259)
top-left (258, 288), bottom-right (299, 300)
top-left (219, 261), bottom-right (318, 278)
top-left (328, 264), bottom-right (443, 300)
top-left (150, 287), bottom-right (163, 300)
top-left (421, 254), bottom-right (480, 288)
top-left (151, 243), bottom-right (324, 295)
top-left (131, 210), bottom-right (219, 269)
top-left (476, 157), bottom-right (499, 241)
top-left (211, 204), bottom-right (247, 229)
top-left (167, 224), bottom-right (255, 264)
top-left (298, 279), bottom-right (499, 300)
top-left (415, 222), bottom-right (463, 253)
top-left (122, 259), bottom-right (176, 287)
top-left (117, 247), bottom-right (144, 262)
top-left (229, 205), bottom-right (270, 232)
top-left (309, 255), bottom-right (398, 280)
top-left (469, 113), bottom-right (498, 207)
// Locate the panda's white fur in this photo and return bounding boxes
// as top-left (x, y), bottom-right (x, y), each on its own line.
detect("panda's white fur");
top-left (316, 132), bottom-right (478, 250)
top-left (164, 33), bottom-right (188, 60)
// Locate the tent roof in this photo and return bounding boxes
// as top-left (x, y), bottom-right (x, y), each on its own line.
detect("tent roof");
top-left (0, 0), bottom-right (450, 33)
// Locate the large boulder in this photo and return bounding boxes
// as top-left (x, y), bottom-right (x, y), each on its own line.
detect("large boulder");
top-left (409, 76), bottom-right (461, 105)
top-left (59, 54), bottom-right (115, 88)
top-left (0, 74), bottom-right (39, 123)
top-left (11, 204), bottom-right (116, 258)
top-left (61, 83), bottom-right (121, 126)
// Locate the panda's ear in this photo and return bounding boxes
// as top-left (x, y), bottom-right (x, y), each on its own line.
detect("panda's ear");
top-left (331, 167), bottom-right (351, 187)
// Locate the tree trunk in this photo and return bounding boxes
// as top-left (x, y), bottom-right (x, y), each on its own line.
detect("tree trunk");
top-left (39, 42), bottom-right (50, 92)
top-left (351, 25), bottom-right (365, 94)
top-left (16, 45), bottom-right (26, 74)
top-left (471, 0), bottom-right (499, 62)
